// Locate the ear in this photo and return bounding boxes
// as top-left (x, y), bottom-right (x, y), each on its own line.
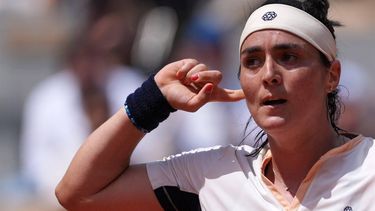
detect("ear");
top-left (326, 60), bottom-right (341, 93)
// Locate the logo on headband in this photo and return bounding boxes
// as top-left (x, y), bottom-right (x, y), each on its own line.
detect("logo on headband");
top-left (262, 11), bottom-right (277, 21)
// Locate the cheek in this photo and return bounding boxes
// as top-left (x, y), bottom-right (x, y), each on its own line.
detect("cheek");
top-left (286, 71), bottom-right (327, 106)
top-left (240, 72), bottom-right (259, 108)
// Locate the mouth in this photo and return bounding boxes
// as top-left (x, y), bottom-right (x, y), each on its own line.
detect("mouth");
top-left (262, 99), bottom-right (287, 106)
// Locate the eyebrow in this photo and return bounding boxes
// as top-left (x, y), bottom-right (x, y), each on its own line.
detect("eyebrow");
top-left (240, 46), bottom-right (262, 56)
top-left (240, 43), bottom-right (301, 56)
top-left (272, 43), bottom-right (301, 51)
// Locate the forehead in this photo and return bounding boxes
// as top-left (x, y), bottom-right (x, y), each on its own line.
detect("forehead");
top-left (241, 29), bottom-right (314, 52)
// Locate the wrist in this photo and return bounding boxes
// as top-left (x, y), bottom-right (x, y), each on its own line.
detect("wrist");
top-left (124, 74), bottom-right (176, 133)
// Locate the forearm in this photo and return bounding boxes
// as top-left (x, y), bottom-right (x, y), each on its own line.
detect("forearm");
top-left (55, 59), bottom-right (244, 209)
top-left (56, 108), bottom-right (144, 206)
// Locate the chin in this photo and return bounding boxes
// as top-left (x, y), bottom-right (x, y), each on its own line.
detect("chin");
top-left (257, 116), bottom-right (288, 132)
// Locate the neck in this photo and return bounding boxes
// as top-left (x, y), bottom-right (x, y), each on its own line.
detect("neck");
top-left (265, 123), bottom-right (343, 197)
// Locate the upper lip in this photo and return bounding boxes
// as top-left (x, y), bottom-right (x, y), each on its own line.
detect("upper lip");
top-left (261, 96), bottom-right (287, 106)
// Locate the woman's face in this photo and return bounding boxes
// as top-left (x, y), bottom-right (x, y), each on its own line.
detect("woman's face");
top-left (239, 30), bottom-right (339, 134)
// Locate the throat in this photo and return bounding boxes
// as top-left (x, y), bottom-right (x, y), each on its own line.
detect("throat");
top-left (264, 159), bottom-right (301, 201)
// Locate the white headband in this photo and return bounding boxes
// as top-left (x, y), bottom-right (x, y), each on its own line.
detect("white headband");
top-left (239, 4), bottom-right (336, 61)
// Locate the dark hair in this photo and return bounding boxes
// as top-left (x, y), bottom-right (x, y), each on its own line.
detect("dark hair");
top-left (240, 0), bottom-right (344, 156)
top-left (262, 0), bottom-right (342, 38)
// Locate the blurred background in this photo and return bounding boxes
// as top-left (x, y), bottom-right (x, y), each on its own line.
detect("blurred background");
top-left (0, 0), bottom-right (373, 210)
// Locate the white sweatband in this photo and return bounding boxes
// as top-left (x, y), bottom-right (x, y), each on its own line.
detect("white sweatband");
top-left (239, 4), bottom-right (336, 62)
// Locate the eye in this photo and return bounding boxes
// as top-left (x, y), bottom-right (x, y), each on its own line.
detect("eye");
top-left (242, 56), bottom-right (263, 70)
top-left (279, 53), bottom-right (298, 65)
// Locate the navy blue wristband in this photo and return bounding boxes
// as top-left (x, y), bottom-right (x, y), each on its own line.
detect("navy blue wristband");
top-left (124, 74), bottom-right (176, 133)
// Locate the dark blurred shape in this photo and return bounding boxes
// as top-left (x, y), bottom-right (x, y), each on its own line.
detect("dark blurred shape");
top-left (140, 0), bottom-right (201, 24)
top-left (130, 0), bottom-right (203, 72)
top-left (131, 6), bottom-right (179, 71)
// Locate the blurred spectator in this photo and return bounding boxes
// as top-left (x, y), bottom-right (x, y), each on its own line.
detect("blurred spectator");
top-left (0, 0), bottom-right (368, 210)
top-left (18, 1), bottom-right (229, 208)
top-left (170, 13), bottom-right (248, 150)
top-left (17, 1), bottom-right (183, 208)
top-left (3, 0), bottom-right (374, 210)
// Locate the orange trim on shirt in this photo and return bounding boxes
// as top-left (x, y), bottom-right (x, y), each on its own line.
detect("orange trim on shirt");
top-left (261, 152), bottom-right (291, 208)
top-left (290, 135), bottom-right (363, 209)
top-left (260, 135), bottom-right (364, 210)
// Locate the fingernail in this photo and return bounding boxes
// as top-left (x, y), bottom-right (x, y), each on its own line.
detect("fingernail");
top-left (191, 74), bottom-right (199, 81)
top-left (176, 71), bottom-right (183, 79)
top-left (205, 84), bottom-right (213, 93)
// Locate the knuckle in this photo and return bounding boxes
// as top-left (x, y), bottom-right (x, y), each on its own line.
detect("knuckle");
top-left (184, 58), bottom-right (199, 65)
top-left (196, 63), bottom-right (208, 70)
top-left (215, 71), bottom-right (223, 81)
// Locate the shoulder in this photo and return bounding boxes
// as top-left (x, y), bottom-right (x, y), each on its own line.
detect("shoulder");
top-left (146, 144), bottom-right (254, 189)
top-left (107, 66), bottom-right (146, 89)
top-left (23, 71), bottom-right (78, 111)
top-left (340, 135), bottom-right (375, 170)
top-left (147, 145), bottom-right (233, 175)
top-left (25, 71), bottom-right (77, 103)
top-left (105, 66), bottom-right (147, 109)
top-left (161, 144), bottom-right (252, 165)
top-left (359, 135), bottom-right (375, 157)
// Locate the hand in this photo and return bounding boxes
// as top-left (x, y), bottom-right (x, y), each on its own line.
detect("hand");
top-left (154, 59), bottom-right (245, 112)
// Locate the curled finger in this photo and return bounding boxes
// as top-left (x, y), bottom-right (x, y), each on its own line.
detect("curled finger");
top-left (176, 59), bottom-right (199, 80)
top-left (190, 70), bottom-right (223, 86)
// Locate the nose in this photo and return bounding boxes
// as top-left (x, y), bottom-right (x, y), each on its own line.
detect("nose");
top-left (261, 57), bottom-right (281, 86)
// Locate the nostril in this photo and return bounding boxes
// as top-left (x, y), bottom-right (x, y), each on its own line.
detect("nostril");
top-left (271, 78), bottom-right (279, 84)
top-left (262, 69), bottom-right (281, 86)
top-left (264, 77), bottom-right (280, 86)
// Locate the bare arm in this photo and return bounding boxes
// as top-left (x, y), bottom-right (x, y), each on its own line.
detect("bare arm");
top-left (55, 109), bottom-right (164, 210)
top-left (55, 59), bottom-right (244, 210)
